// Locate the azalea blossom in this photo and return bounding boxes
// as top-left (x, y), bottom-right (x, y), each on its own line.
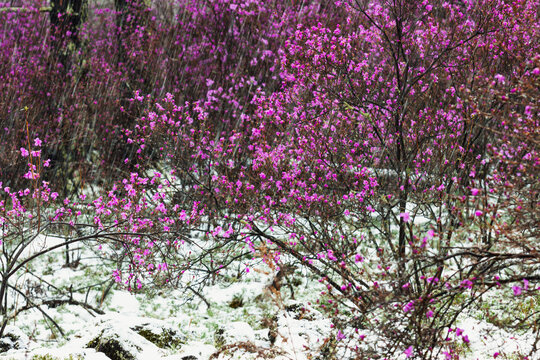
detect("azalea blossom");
top-left (404, 346), bottom-right (413, 358)
top-left (399, 212), bottom-right (410, 223)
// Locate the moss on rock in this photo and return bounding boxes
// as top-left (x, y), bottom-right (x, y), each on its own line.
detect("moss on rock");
top-left (131, 324), bottom-right (185, 349)
top-left (86, 330), bottom-right (136, 360)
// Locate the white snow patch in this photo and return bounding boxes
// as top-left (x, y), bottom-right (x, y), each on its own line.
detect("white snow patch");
top-left (169, 341), bottom-right (216, 359)
top-left (459, 317), bottom-right (535, 360)
top-left (108, 291), bottom-right (141, 314)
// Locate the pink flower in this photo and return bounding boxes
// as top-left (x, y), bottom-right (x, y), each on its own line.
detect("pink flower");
top-left (460, 279), bottom-right (474, 289)
top-left (327, 250), bottom-right (338, 261)
top-left (471, 188), bottom-right (480, 196)
top-left (179, 210), bottom-right (187, 221)
top-left (404, 346), bottom-right (413, 358)
top-left (474, 210), bottom-right (483, 216)
top-left (426, 309), bottom-right (434, 318)
top-left (112, 269), bottom-right (122, 283)
top-left (403, 301), bottom-right (415, 313)
top-left (512, 285), bottom-right (522, 296)
top-left (23, 170), bottom-right (39, 179)
top-left (20, 148), bottom-right (29, 157)
top-left (34, 137), bottom-right (42, 146)
top-left (400, 212), bottom-right (410, 223)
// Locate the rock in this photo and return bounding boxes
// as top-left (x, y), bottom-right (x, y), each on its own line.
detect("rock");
top-left (85, 323), bottom-right (165, 360)
top-left (130, 323), bottom-right (185, 349)
top-left (0, 326), bottom-right (29, 353)
top-left (86, 328), bottom-right (139, 360)
top-left (160, 356), bottom-right (199, 360)
top-left (214, 321), bottom-right (272, 350)
top-left (81, 315), bottom-right (183, 359)
top-left (216, 321), bottom-right (255, 347)
top-left (171, 342), bottom-right (216, 360)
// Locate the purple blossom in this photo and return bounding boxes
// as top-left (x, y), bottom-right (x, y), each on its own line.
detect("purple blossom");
top-left (404, 346), bottom-right (413, 358)
top-left (403, 301), bottom-right (415, 313)
top-left (400, 212), bottom-right (411, 223)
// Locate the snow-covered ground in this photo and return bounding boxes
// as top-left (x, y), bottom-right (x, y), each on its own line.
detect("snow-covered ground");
top-left (0, 233), bottom-right (334, 360)
top-left (0, 234), bottom-right (536, 360)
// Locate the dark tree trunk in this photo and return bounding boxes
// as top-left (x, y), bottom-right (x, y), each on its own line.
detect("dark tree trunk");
top-left (49, 0), bottom-right (87, 68)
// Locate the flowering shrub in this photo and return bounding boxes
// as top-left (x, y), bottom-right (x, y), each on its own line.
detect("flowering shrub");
top-left (0, 137), bottom-right (174, 336)
top-left (238, 1), bottom-right (539, 356)
top-left (0, 0), bottom-right (334, 192)
top-left (126, 0), bottom-right (539, 357)
top-left (0, 0), bottom-right (539, 358)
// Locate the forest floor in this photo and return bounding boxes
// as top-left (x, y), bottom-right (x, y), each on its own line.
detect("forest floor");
top-left (0, 234), bottom-right (535, 360)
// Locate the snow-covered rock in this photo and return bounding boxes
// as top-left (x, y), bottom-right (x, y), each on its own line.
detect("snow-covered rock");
top-left (85, 325), bottom-right (164, 360)
top-left (219, 321), bottom-right (256, 344)
top-left (69, 315), bottom-right (182, 359)
top-left (162, 342), bottom-right (216, 360)
top-left (131, 321), bottom-right (185, 349)
top-left (0, 326), bottom-right (29, 353)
